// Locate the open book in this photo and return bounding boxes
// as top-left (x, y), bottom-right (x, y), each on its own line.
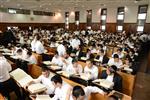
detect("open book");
top-left (43, 61), bottom-right (53, 65)
top-left (10, 68), bottom-right (47, 94)
top-left (57, 71), bottom-right (72, 77)
top-left (49, 65), bottom-right (62, 70)
top-left (10, 68), bottom-right (33, 87)
top-left (80, 57), bottom-right (87, 61)
top-left (93, 79), bottom-right (114, 89)
top-left (36, 95), bottom-right (51, 100)
top-left (28, 83), bottom-right (47, 94)
top-left (80, 73), bottom-right (91, 80)
top-left (123, 67), bottom-right (133, 72)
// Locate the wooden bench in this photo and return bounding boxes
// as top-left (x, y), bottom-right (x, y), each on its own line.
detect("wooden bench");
top-left (28, 64), bottom-right (42, 78)
top-left (118, 71), bottom-right (136, 96)
top-left (77, 61), bottom-right (135, 96)
top-left (32, 53), bottom-right (42, 66)
top-left (0, 94), bottom-right (5, 100)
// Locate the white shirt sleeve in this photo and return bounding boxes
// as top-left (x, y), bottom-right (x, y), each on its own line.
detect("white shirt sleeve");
top-left (84, 86), bottom-right (105, 96)
top-left (6, 61), bottom-right (12, 72)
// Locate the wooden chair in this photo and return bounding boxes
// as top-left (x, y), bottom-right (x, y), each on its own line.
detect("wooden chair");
top-left (0, 94), bottom-right (5, 100)
top-left (89, 93), bottom-right (106, 100)
top-left (32, 53), bottom-right (42, 66)
top-left (29, 64), bottom-right (42, 78)
top-left (118, 72), bottom-right (136, 96)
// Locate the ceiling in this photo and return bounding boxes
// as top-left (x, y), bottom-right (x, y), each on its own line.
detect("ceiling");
top-left (0, 0), bottom-right (149, 12)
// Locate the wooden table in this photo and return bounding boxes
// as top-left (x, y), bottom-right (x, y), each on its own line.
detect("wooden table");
top-left (0, 94), bottom-right (5, 100)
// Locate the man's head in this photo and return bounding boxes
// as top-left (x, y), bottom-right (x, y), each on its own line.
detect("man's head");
top-left (16, 49), bottom-right (23, 56)
top-left (86, 59), bottom-right (93, 69)
top-left (72, 86), bottom-right (85, 100)
top-left (72, 58), bottom-right (78, 67)
top-left (107, 65), bottom-right (117, 75)
top-left (99, 49), bottom-right (105, 56)
top-left (51, 74), bottom-right (62, 88)
top-left (113, 54), bottom-right (119, 62)
top-left (41, 66), bottom-right (50, 78)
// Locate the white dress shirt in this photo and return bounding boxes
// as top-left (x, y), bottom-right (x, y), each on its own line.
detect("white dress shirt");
top-left (31, 39), bottom-right (37, 52)
top-left (112, 52), bottom-right (124, 59)
top-left (33, 74), bottom-right (55, 94)
top-left (70, 86), bottom-right (104, 100)
top-left (51, 56), bottom-right (63, 67)
top-left (35, 41), bottom-right (45, 54)
top-left (108, 58), bottom-right (123, 69)
top-left (57, 44), bottom-right (66, 56)
top-left (70, 39), bottom-right (80, 49)
top-left (84, 65), bottom-right (98, 80)
top-left (62, 57), bottom-right (73, 71)
top-left (66, 64), bottom-right (83, 74)
top-left (27, 55), bottom-right (37, 64)
top-left (106, 74), bottom-right (114, 82)
top-left (52, 82), bottom-right (71, 100)
top-left (0, 57), bottom-right (12, 82)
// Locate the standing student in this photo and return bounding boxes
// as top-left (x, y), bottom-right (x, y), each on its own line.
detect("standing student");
top-left (31, 35), bottom-right (37, 52)
top-left (34, 34), bottom-right (45, 54)
top-left (0, 53), bottom-right (23, 100)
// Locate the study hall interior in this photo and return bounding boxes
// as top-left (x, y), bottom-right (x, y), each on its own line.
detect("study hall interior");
top-left (0, 0), bottom-right (150, 100)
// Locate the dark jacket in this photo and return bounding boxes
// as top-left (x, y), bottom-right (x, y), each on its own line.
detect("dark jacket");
top-left (100, 70), bottom-right (122, 92)
top-left (96, 55), bottom-right (109, 64)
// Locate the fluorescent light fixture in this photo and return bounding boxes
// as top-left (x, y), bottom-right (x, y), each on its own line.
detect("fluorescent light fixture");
top-left (66, 21), bottom-right (69, 25)
top-left (66, 17), bottom-right (69, 21)
top-left (137, 26), bottom-right (144, 32)
top-left (66, 25), bottom-right (69, 29)
top-left (8, 9), bottom-right (16, 14)
top-left (101, 15), bottom-right (106, 20)
top-left (117, 26), bottom-right (123, 31)
top-left (29, 26), bottom-right (32, 30)
top-left (76, 21), bottom-right (79, 25)
top-left (101, 25), bottom-right (106, 30)
top-left (7, 27), bottom-right (11, 30)
top-left (117, 15), bottom-right (124, 20)
top-left (138, 13), bottom-right (146, 20)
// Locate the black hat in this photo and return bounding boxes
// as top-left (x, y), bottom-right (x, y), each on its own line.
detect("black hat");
top-left (110, 65), bottom-right (117, 72)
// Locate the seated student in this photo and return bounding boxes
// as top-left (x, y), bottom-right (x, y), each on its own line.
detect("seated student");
top-left (86, 49), bottom-right (91, 59)
top-left (57, 41), bottom-right (66, 56)
top-left (108, 54), bottom-right (123, 69)
top-left (66, 58), bottom-right (83, 75)
top-left (0, 53), bottom-right (23, 100)
top-left (100, 65), bottom-right (122, 92)
top-left (70, 85), bottom-right (105, 100)
top-left (70, 46), bottom-right (86, 59)
top-left (62, 52), bottom-right (73, 70)
top-left (84, 59), bottom-right (98, 80)
top-left (96, 49), bottom-right (109, 65)
top-left (27, 67), bottom-right (55, 95)
top-left (51, 74), bottom-right (72, 100)
top-left (51, 51), bottom-right (63, 67)
top-left (21, 44), bottom-right (28, 59)
top-left (26, 50), bottom-right (37, 64)
top-left (112, 48), bottom-right (124, 59)
top-left (16, 49), bottom-right (23, 58)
